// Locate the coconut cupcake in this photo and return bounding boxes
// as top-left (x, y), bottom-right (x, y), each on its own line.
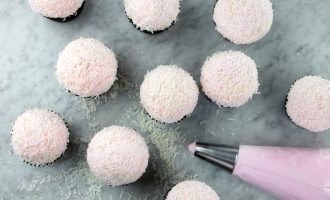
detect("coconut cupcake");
top-left (11, 109), bottom-right (69, 166)
top-left (213, 0), bottom-right (273, 44)
top-left (140, 65), bottom-right (199, 123)
top-left (166, 180), bottom-right (220, 200)
top-left (124, 0), bottom-right (180, 34)
top-left (87, 126), bottom-right (149, 186)
top-left (286, 76), bottom-right (330, 132)
top-left (56, 38), bottom-right (118, 97)
top-left (27, 0), bottom-right (85, 22)
top-left (201, 51), bottom-right (259, 107)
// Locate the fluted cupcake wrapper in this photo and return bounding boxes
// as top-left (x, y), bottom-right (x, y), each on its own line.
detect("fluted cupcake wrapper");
top-left (45, 1), bottom-right (85, 23)
top-left (146, 112), bottom-right (188, 124)
top-left (125, 12), bottom-right (175, 35)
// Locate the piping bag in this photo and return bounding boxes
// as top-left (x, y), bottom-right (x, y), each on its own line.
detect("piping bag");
top-left (188, 141), bottom-right (330, 200)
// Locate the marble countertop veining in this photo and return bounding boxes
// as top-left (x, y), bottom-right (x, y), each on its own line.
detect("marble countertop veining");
top-left (1, 0), bottom-right (330, 199)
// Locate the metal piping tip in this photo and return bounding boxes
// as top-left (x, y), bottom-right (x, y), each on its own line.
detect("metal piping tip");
top-left (189, 141), bottom-right (239, 172)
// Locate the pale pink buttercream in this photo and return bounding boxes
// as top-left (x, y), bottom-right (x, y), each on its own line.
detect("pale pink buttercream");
top-left (201, 51), bottom-right (259, 107)
top-left (140, 65), bottom-right (199, 123)
top-left (286, 76), bottom-right (330, 132)
top-left (166, 180), bottom-right (220, 200)
top-left (28, 0), bottom-right (84, 18)
top-left (188, 142), bottom-right (197, 154)
top-left (124, 0), bottom-right (180, 33)
top-left (234, 145), bottom-right (330, 200)
top-left (213, 0), bottom-right (273, 44)
top-left (87, 126), bottom-right (149, 186)
top-left (11, 109), bottom-right (69, 166)
top-left (56, 38), bottom-right (118, 97)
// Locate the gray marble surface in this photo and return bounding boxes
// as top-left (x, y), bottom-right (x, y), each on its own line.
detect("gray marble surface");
top-left (1, 0), bottom-right (330, 199)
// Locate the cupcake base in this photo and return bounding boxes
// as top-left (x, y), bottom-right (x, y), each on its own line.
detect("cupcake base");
top-left (67, 90), bottom-right (80, 97)
top-left (46, 1), bottom-right (85, 23)
top-left (204, 94), bottom-right (216, 105)
top-left (67, 90), bottom-right (97, 98)
top-left (146, 112), bottom-right (187, 124)
top-left (67, 81), bottom-right (115, 98)
top-left (163, 193), bottom-right (167, 199)
top-left (126, 14), bottom-right (174, 35)
top-left (23, 156), bottom-right (60, 167)
top-left (163, 188), bottom-right (172, 200)
top-left (146, 113), bottom-right (166, 124)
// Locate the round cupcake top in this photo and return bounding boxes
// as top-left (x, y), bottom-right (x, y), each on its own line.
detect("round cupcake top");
top-left (124, 0), bottom-right (180, 33)
top-left (140, 65), bottom-right (199, 123)
top-left (56, 38), bottom-right (118, 97)
top-left (166, 180), bottom-right (220, 200)
top-left (201, 51), bottom-right (259, 107)
top-left (286, 76), bottom-right (330, 132)
top-left (213, 0), bottom-right (273, 44)
top-left (28, 0), bottom-right (84, 18)
top-left (11, 109), bottom-right (69, 166)
top-left (87, 126), bottom-right (149, 186)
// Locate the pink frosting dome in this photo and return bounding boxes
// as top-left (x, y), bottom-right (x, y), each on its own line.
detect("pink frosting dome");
top-left (11, 109), bottom-right (69, 166)
top-left (201, 51), bottom-right (259, 107)
top-left (124, 0), bottom-right (180, 33)
top-left (286, 76), bottom-right (330, 132)
top-left (140, 65), bottom-right (199, 123)
top-left (166, 180), bottom-right (220, 200)
top-left (87, 126), bottom-right (149, 186)
top-left (28, 0), bottom-right (84, 18)
top-left (56, 38), bottom-right (118, 97)
top-left (213, 0), bottom-right (273, 44)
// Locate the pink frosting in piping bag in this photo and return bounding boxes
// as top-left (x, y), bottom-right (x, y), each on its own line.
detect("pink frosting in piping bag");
top-left (233, 146), bottom-right (330, 200)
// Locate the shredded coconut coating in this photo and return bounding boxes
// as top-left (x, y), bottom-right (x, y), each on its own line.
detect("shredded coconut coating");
top-left (213, 0), bottom-right (273, 44)
top-left (140, 65), bottom-right (199, 123)
top-left (28, 0), bottom-right (84, 18)
top-left (201, 51), bottom-right (259, 107)
top-left (87, 126), bottom-right (149, 186)
top-left (56, 38), bottom-right (118, 97)
top-left (11, 109), bottom-right (69, 166)
top-left (124, 0), bottom-right (180, 33)
top-left (286, 76), bottom-right (330, 132)
top-left (166, 180), bottom-right (220, 200)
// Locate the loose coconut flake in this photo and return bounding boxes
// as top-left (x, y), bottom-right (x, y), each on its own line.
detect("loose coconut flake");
top-left (18, 75), bottom-right (193, 199)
